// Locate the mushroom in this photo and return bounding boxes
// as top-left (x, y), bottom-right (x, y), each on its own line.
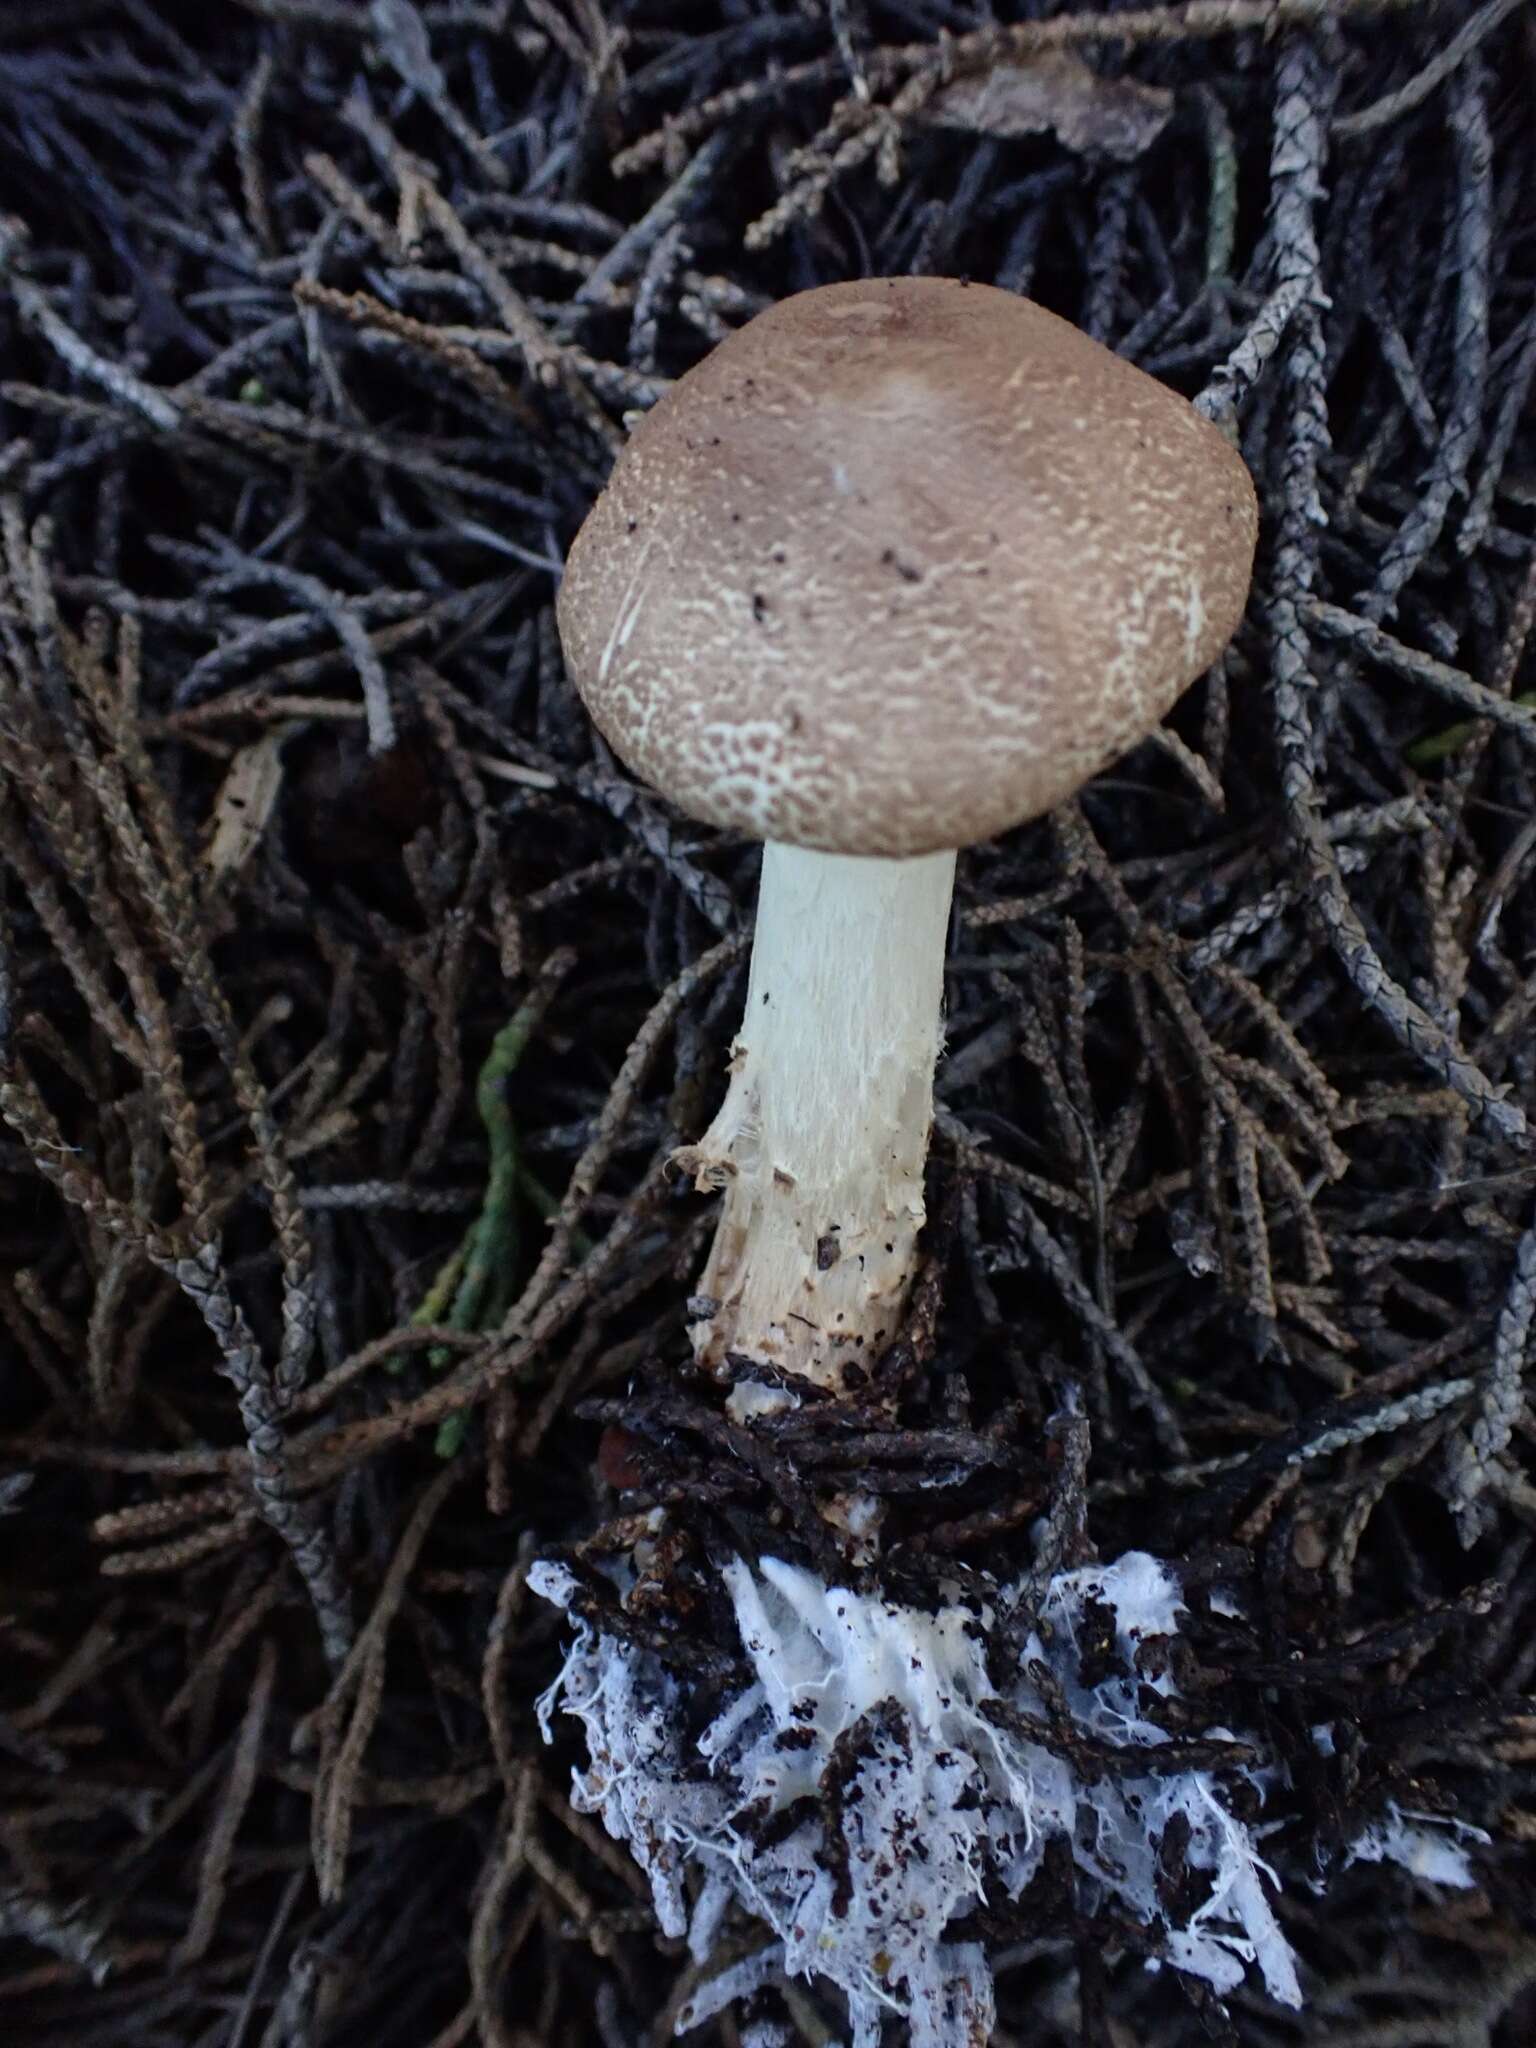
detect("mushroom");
top-left (557, 277), bottom-right (1256, 1399)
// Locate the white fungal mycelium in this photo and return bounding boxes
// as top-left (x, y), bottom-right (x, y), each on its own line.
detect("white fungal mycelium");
top-left (1345, 1806), bottom-right (1485, 1888)
top-left (530, 1551), bottom-right (1305, 2043)
top-left (1309, 1725), bottom-right (1488, 1888)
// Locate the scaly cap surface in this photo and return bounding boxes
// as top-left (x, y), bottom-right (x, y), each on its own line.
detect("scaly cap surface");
top-left (558, 276), bottom-right (1257, 855)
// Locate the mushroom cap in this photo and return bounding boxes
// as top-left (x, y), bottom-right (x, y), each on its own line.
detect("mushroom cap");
top-left (557, 276), bottom-right (1257, 857)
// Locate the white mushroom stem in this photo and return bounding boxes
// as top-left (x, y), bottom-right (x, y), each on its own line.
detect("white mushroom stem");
top-left (675, 841), bottom-right (956, 1395)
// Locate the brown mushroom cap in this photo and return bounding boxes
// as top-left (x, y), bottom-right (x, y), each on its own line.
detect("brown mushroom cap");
top-left (557, 276), bottom-right (1257, 857)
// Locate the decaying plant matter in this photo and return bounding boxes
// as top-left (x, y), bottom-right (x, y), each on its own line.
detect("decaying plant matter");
top-left (1, 3), bottom-right (1535, 2046)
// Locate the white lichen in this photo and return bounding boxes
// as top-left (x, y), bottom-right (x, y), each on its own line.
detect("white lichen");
top-left (531, 1552), bottom-right (1306, 2042)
